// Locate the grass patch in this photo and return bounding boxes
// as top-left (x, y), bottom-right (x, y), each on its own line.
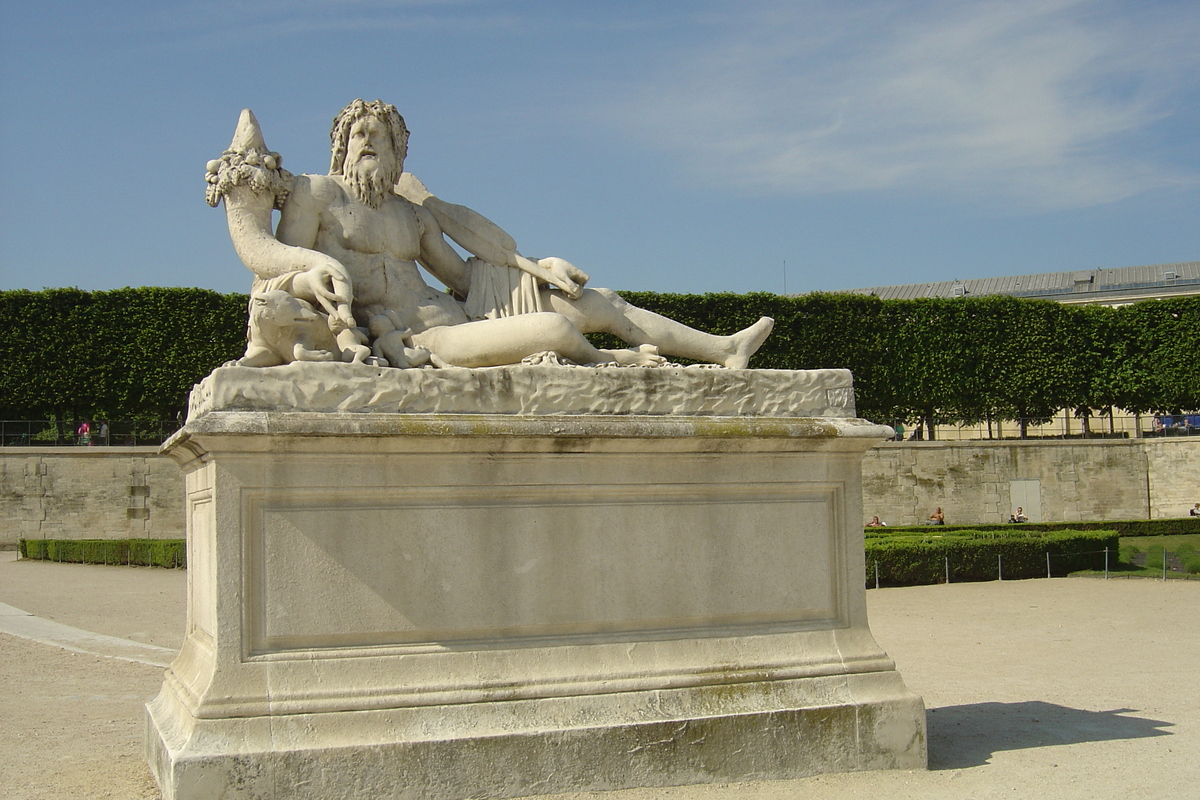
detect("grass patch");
top-left (19, 538), bottom-right (186, 568)
top-left (1108, 533), bottom-right (1200, 579)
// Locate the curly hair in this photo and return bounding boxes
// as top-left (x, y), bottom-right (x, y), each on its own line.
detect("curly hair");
top-left (329, 99), bottom-right (409, 178)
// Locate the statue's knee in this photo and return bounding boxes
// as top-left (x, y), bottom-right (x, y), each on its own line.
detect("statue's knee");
top-left (592, 287), bottom-right (622, 304)
top-left (542, 312), bottom-right (578, 339)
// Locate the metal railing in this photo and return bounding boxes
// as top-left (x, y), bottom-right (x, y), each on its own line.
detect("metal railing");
top-left (0, 420), bottom-right (181, 447)
top-left (867, 547), bottom-right (1200, 588)
top-left (878, 412), bottom-right (1200, 443)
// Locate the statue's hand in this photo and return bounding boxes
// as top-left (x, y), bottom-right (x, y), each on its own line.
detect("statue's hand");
top-left (537, 257), bottom-right (590, 300)
top-left (296, 258), bottom-right (355, 329)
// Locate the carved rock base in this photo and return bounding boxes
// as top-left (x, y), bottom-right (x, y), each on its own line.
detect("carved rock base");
top-left (147, 409), bottom-right (925, 800)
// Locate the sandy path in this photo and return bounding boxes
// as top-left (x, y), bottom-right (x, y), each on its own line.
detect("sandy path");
top-left (0, 551), bottom-right (1194, 800)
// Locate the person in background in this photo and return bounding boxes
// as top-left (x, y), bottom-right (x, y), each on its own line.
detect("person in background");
top-left (76, 420), bottom-right (91, 446)
top-left (98, 420), bottom-right (109, 446)
top-left (925, 507), bottom-right (945, 526)
top-left (1013, 507), bottom-right (1028, 523)
top-left (866, 515), bottom-right (886, 527)
top-left (1190, 503), bottom-right (1199, 517)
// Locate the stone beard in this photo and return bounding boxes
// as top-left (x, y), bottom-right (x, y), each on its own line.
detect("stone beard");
top-left (343, 153), bottom-right (396, 210)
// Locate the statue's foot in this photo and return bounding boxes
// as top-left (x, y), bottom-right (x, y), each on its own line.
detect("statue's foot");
top-left (604, 344), bottom-right (667, 367)
top-left (723, 316), bottom-right (774, 369)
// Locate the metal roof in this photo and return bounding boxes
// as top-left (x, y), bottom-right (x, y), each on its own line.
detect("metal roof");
top-left (839, 260), bottom-right (1200, 304)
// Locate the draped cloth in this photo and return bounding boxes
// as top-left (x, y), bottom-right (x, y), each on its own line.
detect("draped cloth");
top-left (463, 257), bottom-right (545, 321)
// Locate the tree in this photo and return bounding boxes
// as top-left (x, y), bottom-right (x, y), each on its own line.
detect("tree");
top-left (1121, 299), bottom-right (1200, 414)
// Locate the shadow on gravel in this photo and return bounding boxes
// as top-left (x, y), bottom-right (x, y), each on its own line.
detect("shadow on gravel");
top-left (927, 701), bottom-right (1172, 770)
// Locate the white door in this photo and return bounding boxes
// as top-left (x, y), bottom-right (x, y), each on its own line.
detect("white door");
top-left (1010, 480), bottom-right (1041, 522)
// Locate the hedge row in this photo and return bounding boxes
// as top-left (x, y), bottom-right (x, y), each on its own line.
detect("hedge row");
top-left (0, 288), bottom-right (247, 422)
top-left (863, 529), bottom-right (1118, 586)
top-left (5, 288), bottom-right (1200, 430)
top-left (19, 538), bottom-right (187, 568)
top-left (612, 291), bottom-right (1200, 436)
top-left (870, 518), bottom-right (1200, 538)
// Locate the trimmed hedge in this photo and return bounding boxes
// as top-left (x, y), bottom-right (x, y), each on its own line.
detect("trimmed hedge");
top-left (871, 518), bottom-right (1200, 538)
top-left (19, 538), bottom-right (186, 568)
top-left (7, 288), bottom-right (1200, 430)
top-left (0, 288), bottom-right (247, 422)
top-left (863, 529), bottom-right (1118, 587)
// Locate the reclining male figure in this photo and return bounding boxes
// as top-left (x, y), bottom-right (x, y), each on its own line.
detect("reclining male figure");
top-left (254, 99), bottom-right (774, 369)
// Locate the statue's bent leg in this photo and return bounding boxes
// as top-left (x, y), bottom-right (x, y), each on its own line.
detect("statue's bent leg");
top-left (411, 313), bottom-right (662, 368)
top-left (542, 287), bottom-right (773, 369)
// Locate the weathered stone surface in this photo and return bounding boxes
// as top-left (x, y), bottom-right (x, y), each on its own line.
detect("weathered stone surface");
top-left (0, 449), bottom-right (184, 548)
top-left (187, 364), bottom-right (857, 419)
top-left (861, 439), bottom-right (1160, 526)
top-left (147, 410), bottom-right (924, 800)
top-left (1145, 438), bottom-right (1200, 519)
top-left (12, 436), bottom-right (1200, 549)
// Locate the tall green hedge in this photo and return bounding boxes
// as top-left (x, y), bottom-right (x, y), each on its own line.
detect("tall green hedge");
top-left (606, 292), bottom-right (1200, 431)
top-left (0, 288), bottom-right (246, 422)
top-left (3, 288), bottom-right (1200, 429)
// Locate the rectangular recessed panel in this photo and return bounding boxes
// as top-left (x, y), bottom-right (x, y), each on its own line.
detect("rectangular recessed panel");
top-left (248, 484), bottom-right (841, 651)
top-left (188, 496), bottom-right (215, 638)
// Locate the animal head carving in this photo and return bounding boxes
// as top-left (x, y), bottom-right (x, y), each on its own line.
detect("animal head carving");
top-left (250, 290), bottom-right (320, 326)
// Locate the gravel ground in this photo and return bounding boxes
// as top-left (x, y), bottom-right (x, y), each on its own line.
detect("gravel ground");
top-left (1, 551), bottom-right (1194, 800)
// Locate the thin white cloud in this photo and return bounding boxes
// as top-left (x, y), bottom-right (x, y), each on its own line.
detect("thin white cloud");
top-left (606, 0), bottom-right (1200, 209)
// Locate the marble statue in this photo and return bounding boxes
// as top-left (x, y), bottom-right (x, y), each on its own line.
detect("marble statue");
top-left (153, 99), bottom-right (927, 800)
top-left (238, 289), bottom-right (372, 367)
top-left (206, 100), bottom-right (773, 369)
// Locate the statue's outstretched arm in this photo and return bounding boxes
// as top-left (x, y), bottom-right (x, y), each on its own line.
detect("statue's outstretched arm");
top-left (408, 204), bottom-right (472, 298)
top-left (206, 109), bottom-right (354, 329)
top-left (396, 173), bottom-right (590, 299)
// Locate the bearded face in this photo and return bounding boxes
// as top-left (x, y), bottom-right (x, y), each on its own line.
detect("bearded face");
top-left (342, 115), bottom-right (401, 209)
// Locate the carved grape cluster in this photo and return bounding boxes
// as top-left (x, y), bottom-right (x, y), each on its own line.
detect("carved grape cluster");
top-left (204, 148), bottom-right (295, 210)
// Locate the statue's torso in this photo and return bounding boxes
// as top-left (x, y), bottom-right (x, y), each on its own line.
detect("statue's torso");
top-left (309, 177), bottom-right (467, 332)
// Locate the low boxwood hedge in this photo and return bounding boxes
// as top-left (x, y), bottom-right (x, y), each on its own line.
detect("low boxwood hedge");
top-left (863, 529), bottom-right (1117, 587)
top-left (870, 518), bottom-right (1200, 538)
top-left (19, 538), bottom-right (186, 568)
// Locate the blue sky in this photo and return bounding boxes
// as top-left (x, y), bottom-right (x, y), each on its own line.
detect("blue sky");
top-left (1, 0), bottom-right (1198, 296)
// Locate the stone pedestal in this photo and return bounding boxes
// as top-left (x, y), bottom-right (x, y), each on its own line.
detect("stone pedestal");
top-left (147, 365), bottom-right (925, 800)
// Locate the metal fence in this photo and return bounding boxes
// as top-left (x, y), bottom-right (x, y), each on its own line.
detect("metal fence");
top-left (867, 547), bottom-right (1200, 588)
top-left (0, 420), bottom-right (181, 447)
top-left (877, 412), bottom-right (1200, 442)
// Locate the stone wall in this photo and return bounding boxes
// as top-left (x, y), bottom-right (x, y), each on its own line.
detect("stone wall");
top-left (1144, 439), bottom-right (1200, 520)
top-left (3, 437), bottom-right (1199, 547)
top-left (0, 448), bottom-right (185, 548)
top-left (863, 437), bottom-right (1197, 526)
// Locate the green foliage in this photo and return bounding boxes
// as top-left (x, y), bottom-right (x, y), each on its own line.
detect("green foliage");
top-left (873, 517), bottom-right (1200, 538)
top-left (607, 292), bottom-right (1200, 431)
top-left (1120, 299), bottom-right (1200, 413)
top-left (863, 529), bottom-right (1117, 586)
top-left (19, 538), bottom-right (186, 568)
top-left (1113, 534), bottom-right (1200, 577)
top-left (0, 288), bottom-right (246, 422)
top-left (6, 287), bottom-right (1200, 425)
